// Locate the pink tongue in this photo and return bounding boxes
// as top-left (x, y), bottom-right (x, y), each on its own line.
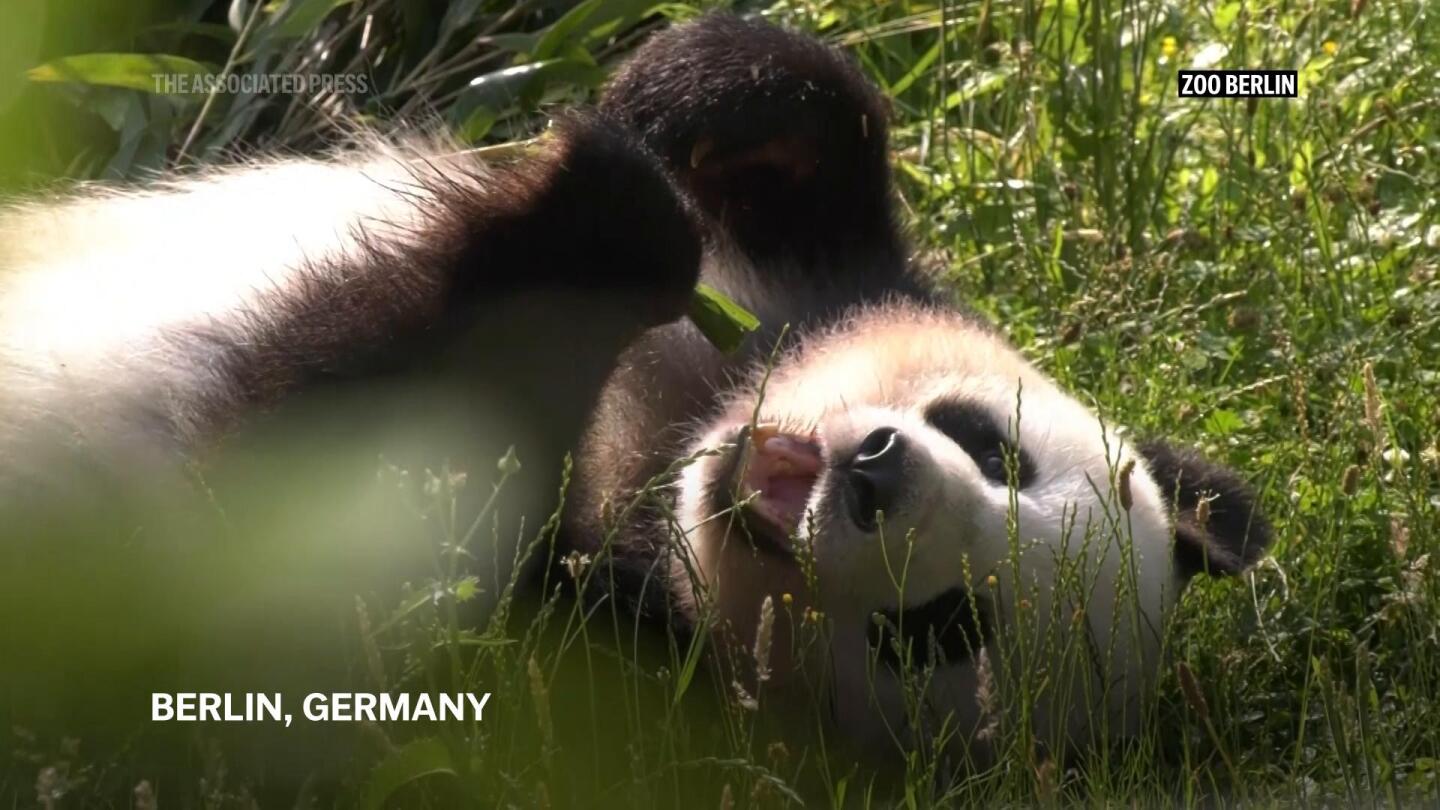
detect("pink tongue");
top-left (743, 431), bottom-right (823, 533)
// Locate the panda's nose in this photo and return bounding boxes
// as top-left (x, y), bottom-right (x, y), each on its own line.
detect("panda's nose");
top-left (845, 427), bottom-right (906, 531)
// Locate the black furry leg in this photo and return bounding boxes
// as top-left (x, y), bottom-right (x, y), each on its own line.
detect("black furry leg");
top-left (601, 13), bottom-right (907, 285)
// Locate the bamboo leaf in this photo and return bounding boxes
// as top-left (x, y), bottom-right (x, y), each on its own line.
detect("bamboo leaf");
top-left (28, 53), bottom-right (214, 95)
top-left (689, 284), bottom-right (760, 355)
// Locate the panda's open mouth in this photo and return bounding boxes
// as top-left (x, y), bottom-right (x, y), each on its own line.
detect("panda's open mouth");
top-left (728, 424), bottom-right (824, 550)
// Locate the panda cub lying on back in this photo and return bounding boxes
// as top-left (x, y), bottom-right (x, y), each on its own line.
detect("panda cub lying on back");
top-left (572, 15), bottom-right (1271, 752)
top-left (0, 13), bottom-right (1269, 755)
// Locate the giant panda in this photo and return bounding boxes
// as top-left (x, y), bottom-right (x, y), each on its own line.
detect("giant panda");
top-left (565, 14), bottom-right (1273, 756)
top-left (0, 11), bottom-right (1270, 762)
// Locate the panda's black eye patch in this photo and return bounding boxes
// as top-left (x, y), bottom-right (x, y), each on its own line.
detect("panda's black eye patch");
top-left (923, 399), bottom-right (1036, 488)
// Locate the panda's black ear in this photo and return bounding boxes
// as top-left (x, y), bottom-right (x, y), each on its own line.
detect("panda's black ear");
top-left (600, 13), bottom-right (896, 269)
top-left (1137, 440), bottom-right (1272, 579)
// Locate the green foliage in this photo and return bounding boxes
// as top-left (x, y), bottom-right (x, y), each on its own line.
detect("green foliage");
top-left (12, 0), bottom-right (696, 175)
top-left (27, 53), bottom-right (216, 94)
top-left (362, 737), bottom-right (458, 810)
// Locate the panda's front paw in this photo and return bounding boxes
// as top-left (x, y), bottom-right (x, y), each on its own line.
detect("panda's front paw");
top-left (598, 13), bottom-right (894, 268)
top-left (532, 113), bottom-right (703, 328)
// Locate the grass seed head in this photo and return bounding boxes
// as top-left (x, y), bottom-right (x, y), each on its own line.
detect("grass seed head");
top-left (1118, 458), bottom-right (1137, 510)
top-left (1195, 496), bottom-right (1213, 529)
top-left (1342, 464), bottom-right (1363, 495)
top-left (1391, 517), bottom-right (1411, 559)
top-left (1177, 661), bottom-right (1210, 722)
top-left (133, 781), bottom-right (157, 810)
top-left (975, 648), bottom-right (1000, 741)
top-left (732, 680), bottom-right (759, 712)
top-left (1363, 361), bottom-right (1384, 441)
top-left (753, 595), bottom-right (774, 683)
top-left (562, 550), bottom-right (592, 582)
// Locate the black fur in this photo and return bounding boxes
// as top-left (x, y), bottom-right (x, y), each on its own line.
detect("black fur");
top-left (442, 113), bottom-right (702, 319)
top-left (602, 13), bottom-right (901, 278)
top-left (214, 112), bottom-right (699, 414)
top-left (1138, 440), bottom-right (1273, 578)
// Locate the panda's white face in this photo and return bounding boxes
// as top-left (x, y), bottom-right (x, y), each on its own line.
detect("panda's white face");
top-left (673, 305), bottom-right (1183, 752)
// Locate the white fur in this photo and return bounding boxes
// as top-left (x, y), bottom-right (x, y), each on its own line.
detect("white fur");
top-left (0, 143), bottom-right (475, 471)
top-left (673, 304), bottom-right (1181, 754)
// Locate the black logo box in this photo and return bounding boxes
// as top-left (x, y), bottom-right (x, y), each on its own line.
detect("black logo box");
top-left (1178, 69), bottom-right (1299, 98)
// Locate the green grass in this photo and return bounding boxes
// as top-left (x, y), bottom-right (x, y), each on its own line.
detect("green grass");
top-left (4, 0), bottom-right (1440, 806)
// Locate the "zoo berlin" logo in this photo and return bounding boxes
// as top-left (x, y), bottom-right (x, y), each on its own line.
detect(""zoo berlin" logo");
top-left (1178, 69), bottom-right (1299, 98)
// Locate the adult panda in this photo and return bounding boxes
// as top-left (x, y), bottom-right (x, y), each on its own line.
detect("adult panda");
top-left (566, 14), bottom-right (1273, 756)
